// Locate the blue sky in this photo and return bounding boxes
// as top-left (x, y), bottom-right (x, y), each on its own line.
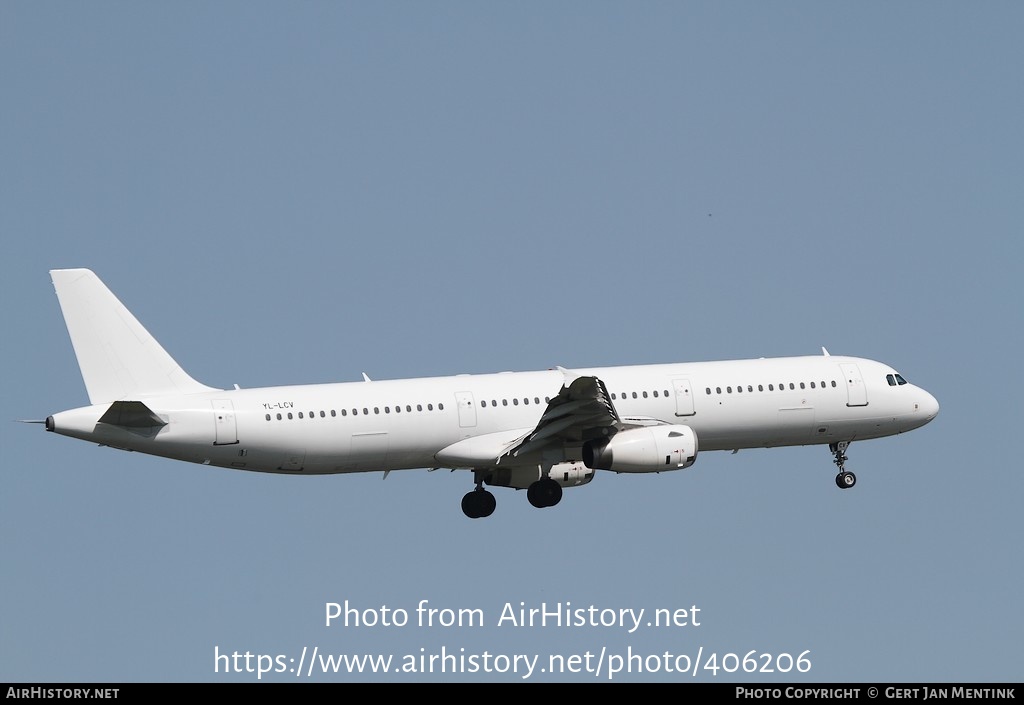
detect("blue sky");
top-left (2, 2), bottom-right (1021, 682)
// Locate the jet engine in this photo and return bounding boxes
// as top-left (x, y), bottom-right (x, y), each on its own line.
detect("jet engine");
top-left (583, 425), bottom-right (698, 473)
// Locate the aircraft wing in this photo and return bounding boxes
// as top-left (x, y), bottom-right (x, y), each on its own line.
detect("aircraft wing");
top-left (499, 369), bottom-right (622, 463)
top-left (435, 368), bottom-right (662, 468)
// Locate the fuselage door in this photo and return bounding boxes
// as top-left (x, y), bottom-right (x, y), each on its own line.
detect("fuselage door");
top-left (455, 391), bottom-right (477, 428)
top-left (672, 378), bottom-right (695, 416)
top-left (212, 399), bottom-right (238, 445)
top-left (839, 363), bottom-right (868, 407)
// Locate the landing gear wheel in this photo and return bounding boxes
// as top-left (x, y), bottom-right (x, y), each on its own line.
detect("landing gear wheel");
top-left (835, 471), bottom-right (857, 489)
top-left (461, 489), bottom-right (496, 518)
top-left (830, 441), bottom-right (856, 490)
top-left (527, 478), bottom-right (562, 508)
top-left (544, 479), bottom-right (563, 507)
top-left (526, 482), bottom-right (544, 508)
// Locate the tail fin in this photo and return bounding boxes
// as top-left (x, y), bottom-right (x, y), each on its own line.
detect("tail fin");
top-left (50, 269), bottom-right (219, 404)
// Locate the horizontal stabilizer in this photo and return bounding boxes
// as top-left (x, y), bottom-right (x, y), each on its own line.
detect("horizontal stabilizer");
top-left (98, 401), bottom-right (167, 428)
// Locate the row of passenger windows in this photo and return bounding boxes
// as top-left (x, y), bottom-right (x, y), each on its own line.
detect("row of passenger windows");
top-left (481, 397), bottom-right (550, 407)
top-left (612, 390), bottom-right (671, 400)
top-left (263, 377), bottom-right (853, 421)
top-left (707, 380), bottom-right (839, 395)
top-left (265, 402), bottom-right (445, 421)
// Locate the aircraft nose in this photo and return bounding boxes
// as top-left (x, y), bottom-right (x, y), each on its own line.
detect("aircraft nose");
top-left (921, 391), bottom-right (940, 421)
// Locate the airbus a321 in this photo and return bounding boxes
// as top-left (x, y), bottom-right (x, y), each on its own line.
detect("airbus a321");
top-left (38, 269), bottom-right (939, 518)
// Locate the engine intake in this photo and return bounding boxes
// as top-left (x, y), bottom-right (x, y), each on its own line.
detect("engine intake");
top-left (583, 425), bottom-right (698, 473)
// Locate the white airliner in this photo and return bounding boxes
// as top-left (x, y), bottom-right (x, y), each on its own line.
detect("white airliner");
top-left (40, 269), bottom-right (939, 518)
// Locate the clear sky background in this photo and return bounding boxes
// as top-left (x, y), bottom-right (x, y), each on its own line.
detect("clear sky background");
top-left (2, 2), bottom-right (1021, 683)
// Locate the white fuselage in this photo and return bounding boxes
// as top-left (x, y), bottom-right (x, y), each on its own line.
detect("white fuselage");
top-left (49, 354), bottom-right (939, 476)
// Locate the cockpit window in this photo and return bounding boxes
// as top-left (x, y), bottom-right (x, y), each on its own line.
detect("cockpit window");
top-left (895, 373), bottom-right (908, 385)
top-left (888, 373), bottom-right (909, 386)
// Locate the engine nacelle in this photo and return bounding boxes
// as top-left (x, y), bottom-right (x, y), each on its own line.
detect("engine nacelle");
top-left (583, 425), bottom-right (698, 473)
top-left (485, 461), bottom-right (595, 490)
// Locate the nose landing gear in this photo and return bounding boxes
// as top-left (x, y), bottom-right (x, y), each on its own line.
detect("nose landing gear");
top-left (830, 441), bottom-right (856, 489)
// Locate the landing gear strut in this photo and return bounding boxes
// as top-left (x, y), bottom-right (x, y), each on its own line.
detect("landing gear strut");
top-left (830, 441), bottom-right (856, 489)
top-left (461, 470), bottom-right (496, 519)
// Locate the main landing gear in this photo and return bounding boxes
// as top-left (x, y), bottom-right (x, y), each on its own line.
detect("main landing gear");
top-left (461, 469), bottom-right (496, 519)
top-left (527, 478), bottom-right (562, 509)
top-left (831, 441), bottom-right (856, 489)
top-left (460, 471), bottom-right (564, 518)
top-left (462, 488), bottom-right (496, 519)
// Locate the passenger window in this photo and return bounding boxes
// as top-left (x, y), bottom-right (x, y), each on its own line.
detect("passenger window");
top-left (535, 397), bottom-right (541, 404)
top-left (831, 381), bottom-right (837, 388)
top-left (716, 387), bottom-right (722, 394)
top-left (363, 408), bottom-right (369, 415)
top-left (502, 399), bottom-right (508, 406)
top-left (428, 404), bottom-right (433, 411)
top-left (736, 386), bottom-right (742, 393)
top-left (642, 391), bottom-right (648, 398)
top-left (276, 413), bottom-right (282, 420)
top-left (287, 413), bottom-right (293, 420)
top-left (652, 391), bottom-right (658, 398)
top-left (265, 414), bottom-right (271, 421)
top-left (513, 398), bottom-right (519, 405)
top-left (758, 385), bottom-right (763, 392)
top-left (789, 383), bottom-right (795, 390)
top-left (298, 412), bottom-right (304, 419)
top-left (800, 383), bottom-right (805, 390)
top-left (439, 403), bottom-right (444, 410)
top-left (706, 388), bottom-right (712, 395)
top-left (727, 386), bottom-right (732, 393)
top-left (417, 404), bottom-right (423, 411)
top-left (810, 382), bottom-right (816, 389)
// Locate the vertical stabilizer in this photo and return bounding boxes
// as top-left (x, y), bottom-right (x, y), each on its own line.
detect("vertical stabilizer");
top-left (50, 269), bottom-right (219, 404)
